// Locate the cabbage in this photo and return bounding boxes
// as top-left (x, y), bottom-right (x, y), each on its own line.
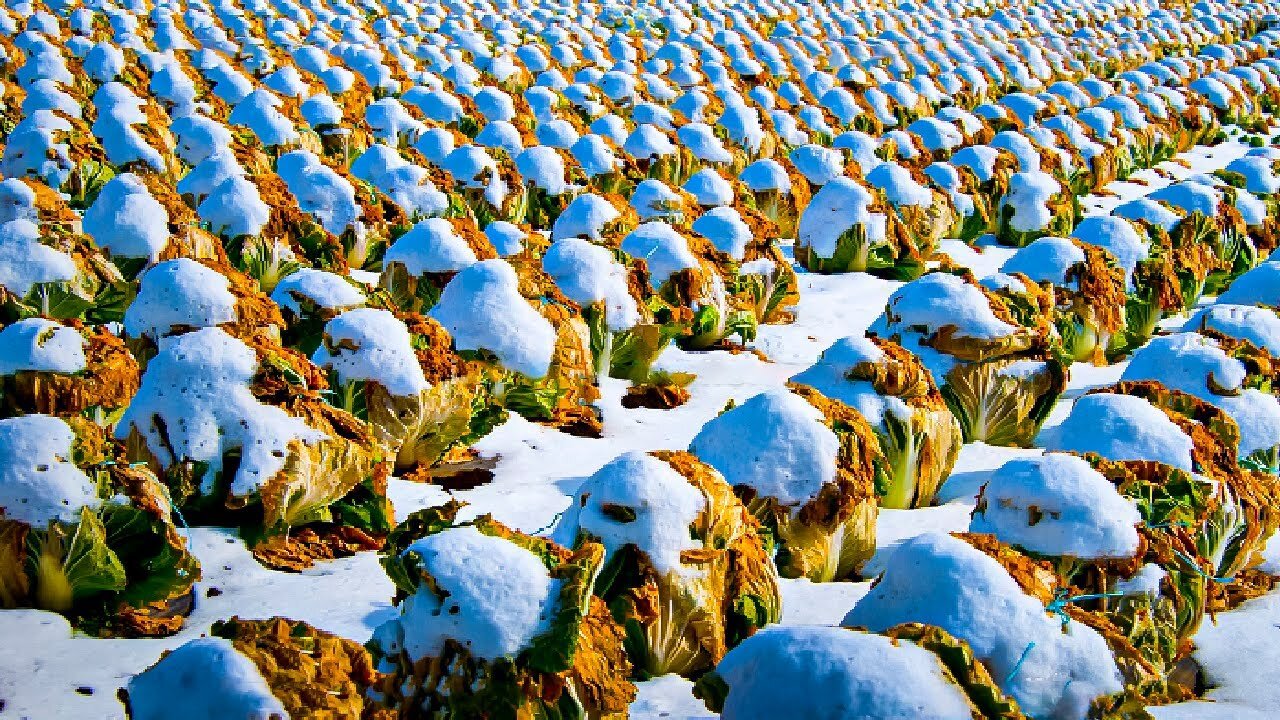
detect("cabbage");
top-left (692, 386), bottom-right (886, 582)
top-left (694, 624), bottom-right (1022, 719)
top-left (0, 323), bottom-right (140, 424)
top-left (0, 416), bottom-right (200, 636)
top-left (123, 617), bottom-right (383, 719)
top-left (554, 451), bottom-right (781, 678)
top-left (372, 504), bottom-right (637, 718)
top-left (873, 272), bottom-right (1067, 447)
top-left (118, 329), bottom-right (391, 566)
top-left (316, 312), bottom-right (505, 476)
top-left (790, 336), bottom-right (962, 509)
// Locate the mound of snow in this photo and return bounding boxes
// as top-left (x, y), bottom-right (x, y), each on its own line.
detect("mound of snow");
top-left (0, 415), bottom-right (99, 526)
top-left (1216, 260), bottom-right (1278, 307)
top-left (1184, 304), bottom-right (1280, 354)
top-left (313, 308), bottom-right (428, 397)
top-left (1038, 393), bottom-right (1194, 471)
top-left (270, 269), bottom-right (365, 315)
top-left (0, 219), bottom-right (76, 296)
top-left (384, 218), bottom-right (478, 275)
top-left (971, 453), bottom-right (1141, 560)
top-left (123, 259), bottom-right (239, 340)
top-left (542, 238), bottom-right (640, 331)
top-left (117, 328), bottom-right (324, 496)
top-left (554, 452), bottom-right (705, 575)
top-left (797, 177), bottom-right (882, 259)
top-left (0, 318), bottom-right (86, 376)
top-left (375, 525), bottom-right (560, 661)
top-left (690, 389), bottom-right (839, 508)
top-left (844, 533), bottom-right (1123, 720)
top-left (430, 260), bottom-right (556, 379)
top-left (620, 222), bottom-right (699, 287)
top-left (125, 637), bottom-right (286, 720)
top-left (82, 174), bottom-right (170, 261)
top-left (712, 626), bottom-right (974, 720)
top-left (878, 272), bottom-right (1016, 341)
top-left (1122, 333), bottom-right (1280, 457)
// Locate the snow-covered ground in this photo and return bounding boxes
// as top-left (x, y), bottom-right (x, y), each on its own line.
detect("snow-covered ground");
top-left (3, 136), bottom-right (1276, 719)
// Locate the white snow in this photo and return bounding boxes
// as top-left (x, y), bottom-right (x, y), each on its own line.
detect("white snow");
top-left (117, 327), bottom-right (325, 497)
top-left (970, 453), bottom-right (1142, 560)
top-left (1038, 393), bottom-right (1195, 471)
top-left (123, 259), bottom-right (239, 341)
top-left (620, 222), bottom-right (700, 287)
top-left (0, 318), bottom-right (86, 376)
top-left (879, 272), bottom-right (1017, 341)
top-left (1070, 216), bottom-right (1148, 285)
top-left (383, 218), bottom-right (478, 275)
top-left (692, 207), bottom-right (753, 260)
top-left (553, 451), bottom-right (706, 576)
top-left (376, 525), bottom-right (560, 661)
top-left (0, 219), bottom-right (76, 297)
top-left (1000, 237), bottom-right (1087, 285)
top-left (313, 308), bottom-right (429, 397)
top-left (542, 238), bottom-right (640, 331)
top-left (788, 336), bottom-right (911, 430)
top-left (553, 193), bottom-right (621, 242)
top-left (83, 174), bottom-right (170, 262)
top-left (689, 388), bottom-right (839, 509)
top-left (1122, 333), bottom-right (1280, 457)
top-left (797, 177), bottom-right (880, 259)
top-left (845, 532), bottom-right (1124, 720)
top-left (430, 260), bottom-right (556, 379)
top-left (270, 269), bottom-right (365, 315)
top-left (1216, 260), bottom-right (1279, 307)
top-left (1184, 304), bottom-right (1280, 354)
top-left (1003, 171), bottom-right (1061, 233)
top-left (0, 415), bottom-right (99, 526)
top-left (867, 163), bottom-right (934, 208)
top-left (125, 637), bottom-right (286, 720)
top-left (712, 626), bottom-right (975, 720)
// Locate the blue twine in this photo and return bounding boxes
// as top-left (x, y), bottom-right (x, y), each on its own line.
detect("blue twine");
top-left (1004, 642), bottom-right (1036, 685)
top-left (529, 509), bottom-right (565, 536)
top-left (1173, 548), bottom-right (1235, 584)
top-left (1046, 589), bottom-right (1126, 626)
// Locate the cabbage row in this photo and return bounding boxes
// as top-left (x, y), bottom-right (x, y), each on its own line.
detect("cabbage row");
top-left (1, 0), bottom-right (1279, 715)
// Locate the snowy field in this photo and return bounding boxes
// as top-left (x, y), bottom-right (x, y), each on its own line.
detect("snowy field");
top-left (3, 0), bottom-right (1280, 717)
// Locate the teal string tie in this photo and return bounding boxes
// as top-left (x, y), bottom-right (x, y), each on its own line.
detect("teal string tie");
top-left (1172, 548), bottom-right (1235, 584)
top-left (1005, 641), bottom-right (1036, 685)
top-left (1046, 589), bottom-right (1126, 626)
top-left (529, 509), bottom-right (565, 536)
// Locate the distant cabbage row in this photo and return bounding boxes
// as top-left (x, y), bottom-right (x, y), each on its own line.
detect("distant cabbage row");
top-left (1, 0), bottom-right (1279, 715)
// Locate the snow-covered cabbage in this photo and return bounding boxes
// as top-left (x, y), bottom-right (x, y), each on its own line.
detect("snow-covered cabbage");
top-left (690, 387), bottom-right (885, 582)
top-left (0, 415), bottom-right (199, 635)
top-left (1122, 333), bottom-right (1280, 466)
top-left (794, 177), bottom-right (923, 279)
top-left (371, 506), bottom-right (635, 717)
top-left (124, 618), bottom-right (382, 718)
top-left (790, 336), bottom-right (962, 509)
top-left (432, 258), bottom-right (602, 436)
top-left (117, 328), bottom-right (390, 562)
top-left (845, 532), bottom-right (1125, 719)
top-left (694, 625), bottom-right (1019, 719)
top-left (871, 272), bottom-right (1067, 447)
top-left (553, 451), bottom-right (780, 677)
top-left (313, 309), bottom-right (503, 476)
top-left (999, 236), bottom-right (1128, 364)
top-left (0, 319), bottom-right (139, 421)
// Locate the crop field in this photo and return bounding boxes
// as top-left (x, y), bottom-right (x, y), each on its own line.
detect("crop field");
top-left (2, 0), bottom-right (1280, 716)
